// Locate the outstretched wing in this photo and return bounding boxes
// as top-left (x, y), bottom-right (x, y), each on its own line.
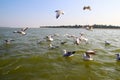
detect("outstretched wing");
top-left (56, 13), bottom-right (60, 19)
top-left (55, 10), bottom-right (64, 19)
top-left (83, 6), bottom-right (91, 11)
top-left (21, 27), bottom-right (28, 31)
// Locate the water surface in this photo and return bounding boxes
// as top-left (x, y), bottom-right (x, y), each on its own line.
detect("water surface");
top-left (0, 28), bottom-right (120, 80)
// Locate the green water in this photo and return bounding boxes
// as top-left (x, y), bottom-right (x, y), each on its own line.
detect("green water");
top-left (0, 28), bottom-right (120, 80)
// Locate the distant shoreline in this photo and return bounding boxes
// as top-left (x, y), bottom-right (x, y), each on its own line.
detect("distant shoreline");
top-left (40, 25), bottom-right (120, 29)
top-left (0, 24), bottom-right (120, 29)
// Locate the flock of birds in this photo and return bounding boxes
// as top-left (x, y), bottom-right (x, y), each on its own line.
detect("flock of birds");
top-left (4, 27), bottom-right (28, 44)
top-left (55, 6), bottom-right (91, 19)
top-left (2, 6), bottom-right (120, 61)
top-left (3, 26), bottom-right (120, 61)
top-left (54, 6), bottom-right (120, 61)
top-left (55, 6), bottom-right (93, 30)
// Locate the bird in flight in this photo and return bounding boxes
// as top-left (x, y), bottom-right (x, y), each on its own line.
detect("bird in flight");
top-left (55, 10), bottom-right (64, 19)
top-left (83, 6), bottom-right (91, 11)
top-left (13, 27), bottom-right (28, 35)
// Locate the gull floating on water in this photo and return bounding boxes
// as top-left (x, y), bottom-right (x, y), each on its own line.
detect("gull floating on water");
top-left (49, 44), bottom-right (59, 49)
top-left (63, 50), bottom-right (76, 57)
top-left (83, 50), bottom-right (96, 60)
top-left (86, 26), bottom-right (93, 30)
top-left (13, 27), bottom-right (28, 35)
top-left (61, 41), bottom-right (67, 45)
top-left (83, 6), bottom-right (91, 11)
top-left (105, 41), bottom-right (111, 45)
top-left (4, 39), bottom-right (15, 44)
top-left (115, 54), bottom-right (120, 61)
top-left (45, 35), bottom-right (53, 42)
top-left (55, 10), bottom-right (64, 19)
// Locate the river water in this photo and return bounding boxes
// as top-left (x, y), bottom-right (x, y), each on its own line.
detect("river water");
top-left (0, 28), bottom-right (120, 80)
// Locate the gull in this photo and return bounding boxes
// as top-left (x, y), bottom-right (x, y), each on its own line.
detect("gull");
top-left (74, 37), bottom-right (80, 45)
top-left (79, 33), bottom-right (88, 43)
top-left (85, 50), bottom-right (96, 55)
top-left (49, 44), bottom-right (59, 49)
top-left (115, 54), bottom-right (120, 61)
top-left (63, 50), bottom-right (76, 57)
top-left (80, 36), bottom-right (88, 43)
top-left (55, 10), bottom-right (64, 19)
top-left (13, 27), bottom-right (28, 35)
top-left (4, 39), bottom-right (15, 44)
top-left (86, 26), bottom-right (93, 30)
top-left (105, 41), bottom-right (110, 45)
top-left (83, 53), bottom-right (93, 60)
top-left (45, 35), bottom-right (53, 42)
top-left (83, 6), bottom-right (91, 11)
top-left (61, 41), bottom-right (67, 45)
top-left (83, 50), bottom-right (96, 60)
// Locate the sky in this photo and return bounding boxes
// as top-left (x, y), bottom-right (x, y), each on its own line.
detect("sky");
top-left (0, 0), bottom-right (120, 28)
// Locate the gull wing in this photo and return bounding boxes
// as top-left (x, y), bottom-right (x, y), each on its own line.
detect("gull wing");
top-left (55, 10), bottom-right (64, 19)
top-left (21, 27), bottom-right (28, 31)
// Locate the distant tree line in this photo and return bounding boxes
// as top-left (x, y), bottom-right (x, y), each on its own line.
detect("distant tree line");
top-left (40, 24), bottom-right (120, 29)
top-left (93, 24), bottom-right (120, 29)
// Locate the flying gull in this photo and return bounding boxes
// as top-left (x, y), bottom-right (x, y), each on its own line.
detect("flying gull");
top-left (55, 10), bottom-right (64, 19)
top-left (13, 27), bottom-right (28, 35)
top-left (83, 6), bottom-right (91, 11)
